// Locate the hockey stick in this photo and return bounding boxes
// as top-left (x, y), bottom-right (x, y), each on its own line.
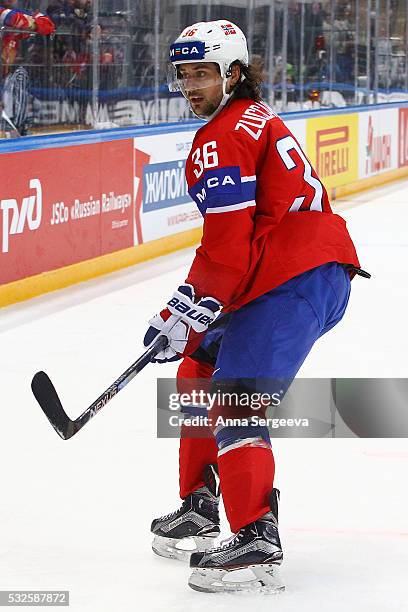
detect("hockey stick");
top-left (1, 109), bottom-right (21, 137)
top-left (31, 334), bottom-right (168, 440)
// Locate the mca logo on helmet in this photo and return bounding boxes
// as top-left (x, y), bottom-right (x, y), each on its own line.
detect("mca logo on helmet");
top-left (169, 41), bottom-right (205, 62)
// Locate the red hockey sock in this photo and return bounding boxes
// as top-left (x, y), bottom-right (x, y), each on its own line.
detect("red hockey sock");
top-left (218, 445), bottom-right (275, 533)
top-left (177, 356), bottom-right (218, 498)
top-left (179, 437), bottom-right (218, 498)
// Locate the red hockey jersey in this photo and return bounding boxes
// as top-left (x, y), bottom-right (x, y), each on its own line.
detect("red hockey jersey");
top-left (185, 98), bottom-right (360, 311)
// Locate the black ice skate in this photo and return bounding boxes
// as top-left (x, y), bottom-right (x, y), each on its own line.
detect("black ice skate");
top-left (151, 465), bottom-right (220, 562)
top-left (188, 488), bottom-right (285, 593)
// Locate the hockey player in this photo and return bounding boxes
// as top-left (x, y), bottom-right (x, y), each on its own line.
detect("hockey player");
top-left (144, 20), bottom-right (365, 593)
top-left (1, 3), bottom-right (55, 74)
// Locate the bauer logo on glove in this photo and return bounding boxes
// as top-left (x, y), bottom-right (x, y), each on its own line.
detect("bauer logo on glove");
top-left (167, 295), bottom-right (217, 332)
top-left (143, 284), bottom-right (222, 363)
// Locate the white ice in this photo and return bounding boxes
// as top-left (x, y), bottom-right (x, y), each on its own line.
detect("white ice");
top-left (1, 179), bottom-right (407, 611)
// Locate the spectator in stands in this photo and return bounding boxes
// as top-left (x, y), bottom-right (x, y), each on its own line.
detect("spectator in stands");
top-left (47, 0), bottom-right (91, 107)
top-left (47, 0), bottom-right (104, 125)
top-left (331, 1), bottom-right (355, 85)
top-left (46, 0), bottom-right (91, 32)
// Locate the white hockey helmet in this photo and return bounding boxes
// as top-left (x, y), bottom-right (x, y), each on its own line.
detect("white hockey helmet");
top-left (168, 20), bottom-right (249, 95)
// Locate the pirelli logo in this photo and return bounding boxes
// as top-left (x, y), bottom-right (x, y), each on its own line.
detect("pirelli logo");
top-left (307, 114), bottom-right (358, 189)
top-left (316, 126), bottom-right (350, 178)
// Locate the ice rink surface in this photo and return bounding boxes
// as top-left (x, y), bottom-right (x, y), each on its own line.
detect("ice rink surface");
top-left (1, 179), bottom-right (408, 611)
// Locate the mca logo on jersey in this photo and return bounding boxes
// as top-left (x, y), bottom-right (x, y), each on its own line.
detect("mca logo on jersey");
top-left (1, 178), bottom-right (42, 253)
top-left (189, 166), bottom-right (257, 216)
top-left (169, 41), bottom-right (205, 62)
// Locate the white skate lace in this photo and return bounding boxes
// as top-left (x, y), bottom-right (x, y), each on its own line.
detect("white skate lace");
top-left (211, 530), bottom-right (245, 553)
top-left (160, 499), bottom-right (187, 521)
top-left (159, 490), bottom-right (214, 522)
top-left (160, 509), bottom-right (178, 520)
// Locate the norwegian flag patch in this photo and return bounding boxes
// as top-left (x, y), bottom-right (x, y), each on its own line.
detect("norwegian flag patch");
top-left (221, 23), bottom-right (237, 36)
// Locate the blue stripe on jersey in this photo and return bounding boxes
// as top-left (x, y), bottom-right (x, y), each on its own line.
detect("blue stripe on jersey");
top-left (189, 166), bottom-right (256, 216)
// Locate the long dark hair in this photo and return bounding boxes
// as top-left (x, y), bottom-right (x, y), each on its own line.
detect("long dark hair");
top-left (230, 60), bottom-right (264, 102)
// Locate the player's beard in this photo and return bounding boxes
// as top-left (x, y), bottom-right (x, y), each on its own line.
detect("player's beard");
top-left (191, 99), bottom-right (220, 118)
top-left (187, 89), bottom-right (224, 118)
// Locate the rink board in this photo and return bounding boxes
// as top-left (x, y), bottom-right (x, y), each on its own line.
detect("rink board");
top-left (1, 101), bottom-right (408, 307)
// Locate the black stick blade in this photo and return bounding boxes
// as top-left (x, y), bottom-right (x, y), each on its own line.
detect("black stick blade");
top-left (31, 371), bottom-right (74, 440)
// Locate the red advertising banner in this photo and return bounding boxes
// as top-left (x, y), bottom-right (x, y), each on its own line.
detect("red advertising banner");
top-left (0, 139), bottom-right (134, 285)
top-left (398, 108), bottom-right (408, 167)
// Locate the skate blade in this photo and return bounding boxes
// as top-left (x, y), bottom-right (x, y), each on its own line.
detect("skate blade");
top-left (152, 535), bottom-right (217, 563)
top-left (188, 564), bottom-right (285, 594)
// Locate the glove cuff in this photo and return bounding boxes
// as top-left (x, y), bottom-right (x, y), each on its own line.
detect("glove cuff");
top-left (198, 296), bottom-right (222, 314)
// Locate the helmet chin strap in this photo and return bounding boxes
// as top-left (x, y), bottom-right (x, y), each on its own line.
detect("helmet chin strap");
top-left (202, 92), bottom-right (230, 122)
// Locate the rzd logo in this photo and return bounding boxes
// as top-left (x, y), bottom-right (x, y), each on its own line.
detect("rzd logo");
top-left (1, 178), bottom-right (42, 253)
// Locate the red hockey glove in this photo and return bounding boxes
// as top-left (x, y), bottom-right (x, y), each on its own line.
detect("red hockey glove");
top-left (143, 284), bottom-right (222, 363)
top-left (34, 14), bottom-right (55, 35)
